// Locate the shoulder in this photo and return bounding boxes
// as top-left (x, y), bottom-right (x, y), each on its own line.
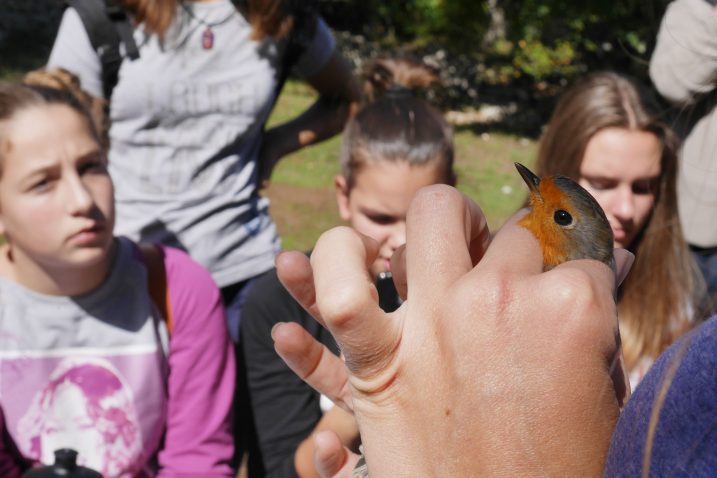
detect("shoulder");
top-left (606, 316), bottom-right (717, 474)
top-left (291, 16), bottom-right (336, 78)
top-left (657, 0), bottom-right (717, 33)
top-left (159, 245), bottom-right (224, 327)
top-left (161, 245), bottom-right (215, 285)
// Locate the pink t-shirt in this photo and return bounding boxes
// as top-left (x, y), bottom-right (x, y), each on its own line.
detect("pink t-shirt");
top-left (0, 237), bottom-right (235, 477)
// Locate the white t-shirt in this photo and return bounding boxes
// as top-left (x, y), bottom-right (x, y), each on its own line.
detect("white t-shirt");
top-left (48, 2), bottom-right (336, 287)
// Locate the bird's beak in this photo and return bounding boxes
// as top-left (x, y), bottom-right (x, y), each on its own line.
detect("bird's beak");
top-left (515, 162), bottom-right (541, 194)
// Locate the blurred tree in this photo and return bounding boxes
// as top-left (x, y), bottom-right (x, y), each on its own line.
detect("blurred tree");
top-left (319, 0), bottom-right (671, 84)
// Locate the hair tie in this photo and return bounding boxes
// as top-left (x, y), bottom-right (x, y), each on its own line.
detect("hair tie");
top-left (385, 84), bottom-right (413, 100)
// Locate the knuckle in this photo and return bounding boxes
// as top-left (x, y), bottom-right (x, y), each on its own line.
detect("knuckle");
top-left (317, 282), bottom-right (371, 329)
top-left (550, 269), bottom-right (599, 312)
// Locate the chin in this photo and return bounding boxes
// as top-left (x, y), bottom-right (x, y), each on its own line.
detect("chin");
top-left (369, 263), bottom-right (387, 279)
top-left (67, 240), bottom-right (115, 267)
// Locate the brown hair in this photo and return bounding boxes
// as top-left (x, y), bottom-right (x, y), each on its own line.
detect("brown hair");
top-left (0, 81), bottom-right (102, 175)
top-left (535, 71), bottom-right (703, 371)
top-left (340, 57), bottom-right (455, 189)
top-left (120, 0), bottom-right (293, 40)
top-left (23, 68), bottom-right (108, 147)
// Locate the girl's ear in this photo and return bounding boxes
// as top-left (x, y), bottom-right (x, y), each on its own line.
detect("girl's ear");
top-left (334, 175), bottom-right (351, 221)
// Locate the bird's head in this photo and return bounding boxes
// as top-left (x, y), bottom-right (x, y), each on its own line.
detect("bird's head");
top-left (515, 162), bottom-right (615, 272)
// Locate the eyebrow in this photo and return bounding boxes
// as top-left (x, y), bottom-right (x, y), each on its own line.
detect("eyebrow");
top-left (582, 173), bottom-right (660, 182)
top-left (20, 149), bottom-right (103, 179)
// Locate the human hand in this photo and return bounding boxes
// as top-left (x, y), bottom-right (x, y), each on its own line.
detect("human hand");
top-left (274, 185), bottom-right (632, 476)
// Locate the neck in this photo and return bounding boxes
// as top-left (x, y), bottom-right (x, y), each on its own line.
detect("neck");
top-left (0, 241), bottom-right (116, 297)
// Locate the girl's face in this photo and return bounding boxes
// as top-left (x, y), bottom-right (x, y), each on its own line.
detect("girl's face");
top-left (336, 160), bottom-right (445, 278)
top-left (0, 104), bottom-right (114, 273)
top-left (578, 127), bottom-right (661, 249)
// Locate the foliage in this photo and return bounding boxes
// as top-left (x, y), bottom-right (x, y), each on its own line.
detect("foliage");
top-left (321, 0), bottom-right (672, 84)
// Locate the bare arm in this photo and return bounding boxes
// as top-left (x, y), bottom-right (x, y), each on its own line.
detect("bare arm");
top-left (260, 51), bottom-right (361, 183)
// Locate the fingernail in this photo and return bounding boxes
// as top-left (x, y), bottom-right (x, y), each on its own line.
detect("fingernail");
top-left (613, 249), bottom-right (635, 287)
top-left (270, 322), bottom-right (286, 339)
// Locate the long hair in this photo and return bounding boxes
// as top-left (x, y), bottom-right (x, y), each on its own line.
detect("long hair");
top-left (119, 0), bottom-right (293, 40)
top-left (340, 57), bottom-right (455, 190)
top-left (535, 71), bottom-right (703, 371)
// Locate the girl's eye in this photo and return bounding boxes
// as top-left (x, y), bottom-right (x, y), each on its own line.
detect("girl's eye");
top-left (367, 215), bottom-right (396, 225)
top-left (79, 159), bottom-right (107, 175)
top-left (586, 179), bottom-right (615, 191)
top-left (632, 179), bottom-right (657, 195)
top-left (30, 178), bottom-right (52, 193)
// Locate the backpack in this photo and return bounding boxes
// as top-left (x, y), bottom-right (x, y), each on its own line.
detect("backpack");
top-left (66, 0), bottom-right (318, 101)
top-left (139, 243), bottom-right (173, 334)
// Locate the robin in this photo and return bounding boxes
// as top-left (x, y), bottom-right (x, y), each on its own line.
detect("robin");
top-left (515, 163), bottom-right (615, 272)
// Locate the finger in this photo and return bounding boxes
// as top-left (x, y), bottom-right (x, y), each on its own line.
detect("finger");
top-left (613, 248), bottom-right (635, 287)
top-left (405, 185), bottom-right (490, 300)
top-left (314, 431), bottom-right (361, 478)
top-left (272, 322), bottom-right (354, 413)
top-left (310, 227), bottom-right (400, 375)
top-left (477, 209), bottom-right (544, 275)
top-left (390, 245), bottom-right (407, 300)
top-left (276, 251), bottom-right (326, 328)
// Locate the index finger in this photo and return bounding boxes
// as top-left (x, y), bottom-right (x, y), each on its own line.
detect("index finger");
top-left (405, 185), bottom-right (490, 301)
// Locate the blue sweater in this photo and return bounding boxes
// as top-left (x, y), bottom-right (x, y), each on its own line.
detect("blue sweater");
top-left (605, 316), bottom-right (717, 477)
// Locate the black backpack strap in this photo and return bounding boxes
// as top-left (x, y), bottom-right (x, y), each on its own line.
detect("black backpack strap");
top-left (66, 0), bottom-right (139, 100)
top-left (230, 0), bottom-right (318, 96)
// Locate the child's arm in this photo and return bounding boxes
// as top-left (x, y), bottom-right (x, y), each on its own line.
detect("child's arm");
top-left (156, 247), bottom-right (235, 478)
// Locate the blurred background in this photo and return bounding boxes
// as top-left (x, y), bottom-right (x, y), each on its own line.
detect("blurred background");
top-left (0, 0), bottom-right (672, 250)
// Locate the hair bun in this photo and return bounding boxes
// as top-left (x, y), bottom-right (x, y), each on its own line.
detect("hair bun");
top-left (363, 57), bottom-right (440, 103)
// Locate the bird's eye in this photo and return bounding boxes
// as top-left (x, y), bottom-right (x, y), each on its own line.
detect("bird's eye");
top-left (554, 209), bottom-right (573, 226)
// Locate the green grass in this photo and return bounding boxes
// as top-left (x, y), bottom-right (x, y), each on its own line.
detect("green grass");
top-left (266, 80), bottom-right (537, 250)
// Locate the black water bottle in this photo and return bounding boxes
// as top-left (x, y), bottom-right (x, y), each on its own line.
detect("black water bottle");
top-left (22, 449), bottom-right (103, 478)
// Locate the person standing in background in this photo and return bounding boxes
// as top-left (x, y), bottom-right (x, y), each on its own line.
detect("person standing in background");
top-left (650, 0), bottom-right (717, 315)
top-left (533, 72), bottom-right (705, 388)
top-left (47, 0), bottom-right (360, 338)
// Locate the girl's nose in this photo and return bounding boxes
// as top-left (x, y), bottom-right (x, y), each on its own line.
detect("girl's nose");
top-left (611, 186), bottom-right (635, 222)
top-left (65, 174), bottom-right (94, 215)
top-left (387, 223), bottom-right (407, 252)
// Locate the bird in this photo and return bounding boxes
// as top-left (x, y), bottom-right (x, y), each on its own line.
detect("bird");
top-left (514, 162), bottom-right (615, 272)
